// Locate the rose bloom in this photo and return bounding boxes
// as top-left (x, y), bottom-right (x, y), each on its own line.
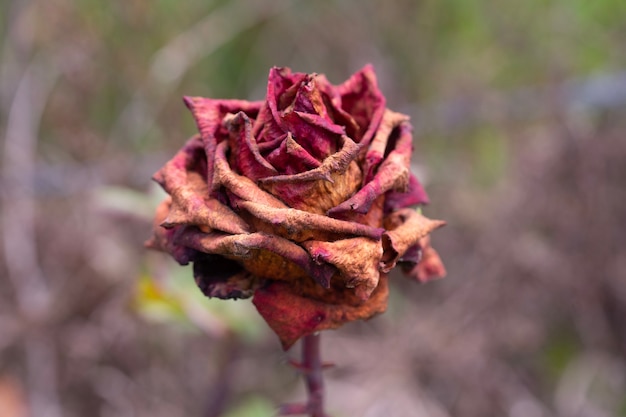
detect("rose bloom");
top-left (146, 65), bottom-right (445, 349)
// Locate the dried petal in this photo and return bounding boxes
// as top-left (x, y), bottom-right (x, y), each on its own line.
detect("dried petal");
top-left (362, 109), bottom-right (409, 183)
top-left (213, 140), bottom-right (287, 209)
top-left (381, 209), bottom-right (446, 272)
top-left (183, 97), bottom-right (262, 189)
top-left (177, 229), bottom-right (336, 288)
top-left (148, 65), bottom-right (445, 349)
top-left (225, 112), bottom-right (277, 181)
top-left (328, 120), bottom-right (413, 216)
top-left (239, 200), bottom-right (384, 242)
top-left (336, 64), bottom-right (386, 146)
top-left (304, 237), bottom-right (383, 300)
top-left (383, 174), bottom-right (430, 214)
top-left (253, 276), bottom-right (389, 350)
top-left (402, 236), bottom-right (447, 283)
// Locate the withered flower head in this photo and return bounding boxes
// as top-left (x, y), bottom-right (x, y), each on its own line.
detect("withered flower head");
top-left (146, 65), bottom-right (446, 349)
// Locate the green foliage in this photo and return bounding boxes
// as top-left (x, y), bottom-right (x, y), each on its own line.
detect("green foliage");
top-left (221, 395), bottom-right (275, 417)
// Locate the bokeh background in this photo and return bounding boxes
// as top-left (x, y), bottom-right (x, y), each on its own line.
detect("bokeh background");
top-left (1, 1), bottom-right (626, 416)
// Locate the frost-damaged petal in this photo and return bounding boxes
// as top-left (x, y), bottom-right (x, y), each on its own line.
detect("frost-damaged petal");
top-left (362, 109), bottom-right (409, 184)
top-left (160, 172), bottom-right (251, 235)
top-left (266, 67), bottom-right (306, 125)
top-left (328, 120), bottom-right (413, 216)
top-left (213, 141), bottom-right (287, 209)
top-left (153, 137), bottom-right (250, 235)
top-left (259, 136), bottom-right (362, 214)
top-left (381, 209), bottom-right (446, 272)
top-left (303, 237), bottom-right (382, 301)
top-left (401, 236), bottom-right (446, 283)
top-left (383, 174), bottom-right (429, 214)
top-left (152, 135), bottom-right (206, 192)
top-left (277, 75), bottom-right (344, 160)
top-left (224, 112), bottom-right (277, 181)
top-left (144, 197), bottom-right (197, 265)
top-left (183, 96), bottom-right (262, 188)
top-left (253, 275), bottom-right (389, 350)
top-left (239, 201), bottom-right (384, 242)
top-left (266, 133), bottom-right (321, 174)
top-left (177, 229), bottom-right (336, 288)
top-left (193, 254), bottom-right (259, 299)
top-left (336, 64), bottom-right (385, 146)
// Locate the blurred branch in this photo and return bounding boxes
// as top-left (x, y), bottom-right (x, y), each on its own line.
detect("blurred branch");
top-left (1, 51), bottom-right (62, 417)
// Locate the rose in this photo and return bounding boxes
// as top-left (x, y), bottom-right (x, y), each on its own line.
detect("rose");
top-left (146, 65), bottom-right (445, 349)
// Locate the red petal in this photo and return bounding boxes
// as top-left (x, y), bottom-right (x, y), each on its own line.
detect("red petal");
top-left (183, 96), bottom-right (262, 190)
top-left (381, 209), bottom-right (445, 272)
top-left (153, 136), bottom-right (251, 235)
top-left (225, 112), bottom-right (277, 181)
top-left (253, 276), bottom-right (389, 350)
top-left (383, 174), bottom-right (430, 214)
top-left (362, 109), bottom-right (409, 183)
top-left (328, 120), bottom-right (413, 216)
top-left (336, 64), bottom-right (385, 146)
top-left (213, 141), bottom-right (287, 209)
top-left (266, 133), bottom-right (321, 174)
top-left (259, 136), bottom-right (362, 214)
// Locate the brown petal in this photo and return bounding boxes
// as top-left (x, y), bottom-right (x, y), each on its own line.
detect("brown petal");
top-left (328, 120), bottom-right (413, 216)
top-left (362, 109), bottom-right (409, 183)
top-left (145, 197), bottom-right (197, 265)
top-left (177, 229), bottom-right (336, 288)
top-left (225, 112), bottom-right (277, 181)
top-left (402, 236), bottom-right (447, 283)
top-left (213, 140), bottom-right (287, 209)
top-left (303, 237), bottom-right (383, 300)
top-left (252, 275), bottom-right (389, 350)
top-left (259, 136), bottom-right (362, 214)
top-left (381, 209), bottom-right (446, 272)
top-left (239, 200), bottom-right (384, 242)
top-left (153, 136), bottom-right (250, 235)
top-left (183, 96), bottom-right (262, 189)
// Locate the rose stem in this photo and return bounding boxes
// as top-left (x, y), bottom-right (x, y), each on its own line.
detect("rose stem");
top-left (279, 333), bottom-right (327, 417)
top-left (303, 333), bottom-right (325, 417)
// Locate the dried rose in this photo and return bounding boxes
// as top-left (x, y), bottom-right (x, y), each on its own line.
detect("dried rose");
top-left (146, 65), bottom-right (445, 349)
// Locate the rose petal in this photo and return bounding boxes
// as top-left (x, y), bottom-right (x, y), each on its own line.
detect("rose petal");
top-left (252, 275), bottom-right (389, 350)
top-left (259, 136), bottom-right (362, 214)
top-left (213, 141), bottom-right (287, 209)
top-left (239, 200), bottom-right (384, 242)
top-left (380, 209), bottom-right (446, 272)
top-left (336, 64), bottom-right (385, 146)
top-left (362, 109), bottom-right (409, 183)
top-left (401, 237), bottom-right (446, 283)
top-left (281, 112), bottom-right (339, 161)
top-left (225, 112), bottom-right (277, 181)
top-left (153, 137), bottom-right (251, 235)
top-left (193, 254), bottom-right (258, 299)
top-left (328, 120), bottom-right (413, 216)
top-left (144, 197), bottom-right (197, 265)
top-left (303, 237), bottom-right (382, 300)
top-left (383, 174), bottom-right (430, 214)
top-left (183, 96), bottom-right (262, 190)
top-left (177, 229), bottom-right (336, 288)
top-left (266, 133), bottom-right (321, 174)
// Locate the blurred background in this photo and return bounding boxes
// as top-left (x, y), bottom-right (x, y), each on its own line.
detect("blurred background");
top-left (1, 0), bottom-right (626, 416)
